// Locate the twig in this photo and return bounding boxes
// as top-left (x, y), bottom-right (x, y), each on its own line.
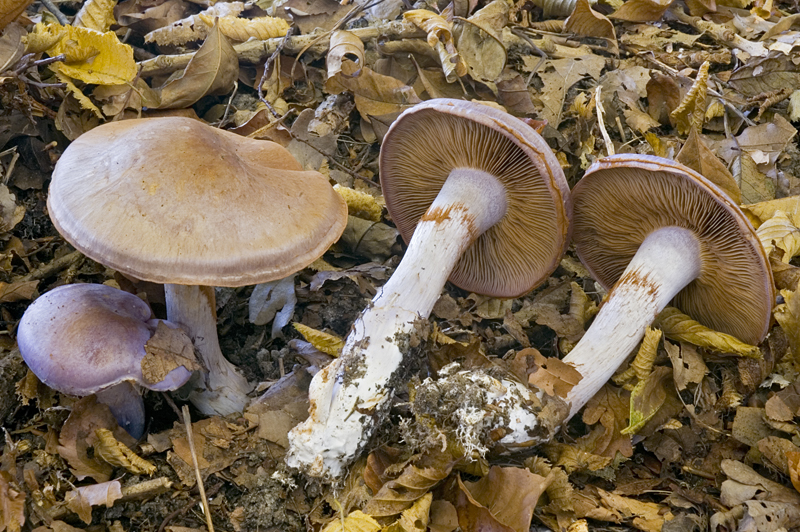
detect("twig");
top-left (258, 27), bottom-right (296, 118)
top-left (291, 136), bottom-right (378, 187)
top-left (156, 481), bottom-right (223, 532)
top-left (138, 20), bottom-right (424, 77)
top-left (182, 405), bottom-right (214, 532)
top-left (18, 250), bottom-right (83, 282)
top-left (218, 80), bottom-right (238, 127)
top-left (40, 0), bottom-right (68, 24)
top-left (595, 85), bottom-right (614, 156)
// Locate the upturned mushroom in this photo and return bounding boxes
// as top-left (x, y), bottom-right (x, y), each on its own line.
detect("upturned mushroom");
top-left (287, 99), bottom-right (572, 478)
top-left (48, 117), bottom-right (348, 416)
top-left (562, 154), bottom-right (774, 419)
top-left (17, 284), bottom-right (193, 438)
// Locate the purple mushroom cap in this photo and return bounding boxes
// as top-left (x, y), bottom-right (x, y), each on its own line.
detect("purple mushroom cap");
top-left (17, 283), bottom-right (194, 437)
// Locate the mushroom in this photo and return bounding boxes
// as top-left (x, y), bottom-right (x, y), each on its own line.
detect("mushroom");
top-left (287, 99), bottom-right (572, 478)
top-left (562, 154), bottom-right (774, 419)
top-left (48, 117), bottom-right (348, 416)
top-left (17, 283), bottom-right (193, 438)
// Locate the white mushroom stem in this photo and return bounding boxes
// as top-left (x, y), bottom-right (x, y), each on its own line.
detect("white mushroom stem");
top-left (287, 168), bottom-right (508, 478)
top-left (562, 226), bottom-right (701, 420)
top-left (165, 285), bottom-right (252, 416)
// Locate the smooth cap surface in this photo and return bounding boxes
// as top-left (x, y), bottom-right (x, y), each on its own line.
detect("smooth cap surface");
top-left (573, 154), bottom-right (774, 345)
top-left (17, 284), bottom-right (192, 396)
top-left (379, 99), bottom-right (572, 298)
top-left (49, 117), bottom-right (348, 287)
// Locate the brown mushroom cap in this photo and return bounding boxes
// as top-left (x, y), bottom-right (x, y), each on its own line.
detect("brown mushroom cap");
top-left (573, 154), bottom-right (774, 345)
top-left (379, 99), bottom-right (572, 298)
top-left (49, 117), bottom-right (347, 287)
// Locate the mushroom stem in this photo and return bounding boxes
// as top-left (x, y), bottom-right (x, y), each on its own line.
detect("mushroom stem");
top-left (288, 168), bottom-right (508, 478)
top-left (562, 226), bottom-right (701, 419)
top-left (95, 381), bottom-right (146, 439)
top-left (164, 284), bottom-right (252, 416)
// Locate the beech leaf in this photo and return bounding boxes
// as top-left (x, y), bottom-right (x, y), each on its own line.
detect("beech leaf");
top-left (64, 481), bottom-right (123, 524)
top-left (670, 61), bottom-right (709, 135)
top-left (621, 365), bottom-right (673, 435)
top-left (654, 307), bottom-right (761, 358)
top-left (44, 23), bottom-right (137, 85)
top-left (144, 1), bottom-right (244, 45)
top-left (141, 321), bottom-right (201, 385)
top-left (72, 0), bottom-right (117, 32)
top-left (197, 14), bottom-right (289, 42)
top-left (609, 0), bottom-right (674, 22)
top-left (321, 511), bottom-right (381, 532)
top-left (403, 9), bottom-right (467, 82)
top-left (565, 0), bottom-right (618, 54)
top-left (293, 323), bottom-right (344, 357)
top-left (676, 127), bottom-right (742, 203)
top-left (0, 22), bottom-right (25, 72)
top-left (157, 20), bottom-right (239, 109)
top-left (756, 210), bottom-right (800, 262)
top-left (327, 30), bottom-right (365, 79)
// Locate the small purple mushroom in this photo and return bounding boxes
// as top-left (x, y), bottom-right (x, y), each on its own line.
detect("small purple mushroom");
top-left (17, 283), bottom-right (193, 438)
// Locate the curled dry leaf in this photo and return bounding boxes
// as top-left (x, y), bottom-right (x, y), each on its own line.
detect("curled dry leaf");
top-left (327, 30), bottom-right (364, 79)
top-left (621, 365), bottom-right (673, 435)
top-left (565, 0), bottom-right (618, 54)
top-left (742, 195), bottom-right (800, 227)
top-left (457, 0), bottom-right (508, 84)
top-left (24, 22), bottom-right (64, 53)
top-left (55, 72), bottom-right (104, 119)
top-left (756, 210), bottom-right (800, 262)
top-left (94, 428), bottom-right (156, 475)
top-left (293, 322), bottom-right (344, 357)
top-left (144, 1), bottom-right (244, 45)
top-left (403, 9), bottom-right (467, 82)
top-left (64, 480), bottom-right (123, 524)
top-left (613, 327), bottom-right (661, 388)
top-left (580, 385), bottom-right (633, 458)
top-left (670, 61), bottom-right (710, 135)
top-left (455, 466), bottom-right (551, 532)
top-left (156, 20), bottom-right (239, 109)
top-left (142, 321), bottom-right (201, 385)
top-left (197, 14), bottom-right (289, 42)
top-left (610, 0), bottom-right (674, 21)
top-left (334, 184), bottom-right (382, 222)
top-left (654, 307), bottom-right (761, 358)
top-left (663, 340), bottom-right (707, 391)
top-left (676, 127), bottom-right (742, 204)
top-left (40, 23), bottom-right (137, 85)
top-left (524, 348), bottom-right (582, 398)
top-left (72, 0), bottom-right (117, 32)
top-left (384, 492), bottom-right (432, 532)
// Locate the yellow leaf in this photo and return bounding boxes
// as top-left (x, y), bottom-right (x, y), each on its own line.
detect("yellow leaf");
top-left (742, 195), bottom-right (800, 228)
top-left (73, 0), bottom-right (117, 32)
top-left (757, 210), bottom-right (800, 262)
top-left (293, 323), bottom-right (344, 357)
top-left (24, 22), bottom-right (65, 53)
top-left (94, 428), bottom-right (156, 475)
top-left (403, 9), bottom-right (467, 82)
top-left (621, 366), bottom-right (672, 434)
top-left (197, 14), bottom-right (289, 42)
top-left (654, 307), bottom-right (761, 358)
top-left (774, 281), bottom-right (800, 360)
top-left (321, 511), bottom-right (381, 532)
top-left (46, 24), bottom-right (136, 85)
top-left (334, 185), bottom-right (382, 222)
top-left (156, 20), bottom-right (239, 109)
top-left (613, 327), bottom-right (661, 388)
top-left (382, 493), bottom-right (432, 532)
top-left (670, 60), bottom-right (709, 135)
top-left (56, 71), bottom-right (104, 119)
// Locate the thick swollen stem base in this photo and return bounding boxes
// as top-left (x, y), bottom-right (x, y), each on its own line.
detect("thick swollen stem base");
top-left (165, 285), bottom-right (252, 416)
top-left (562, 226), bottom-right (701, 419)
top-left (287, 168), bottom-right (508, 479)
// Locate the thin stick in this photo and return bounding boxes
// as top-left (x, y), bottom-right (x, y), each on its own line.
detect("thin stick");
top-left (182, 405), bottom-right (215, 532)
top-left (18, 250), bottom-right (83, 282)
top-left (595, 85), bottom-right (614, 157)
top-left (40, 0), bottom-right (68, 24)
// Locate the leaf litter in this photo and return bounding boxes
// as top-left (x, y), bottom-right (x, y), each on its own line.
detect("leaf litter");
top-left (3, 0), bottom-right (800, 530)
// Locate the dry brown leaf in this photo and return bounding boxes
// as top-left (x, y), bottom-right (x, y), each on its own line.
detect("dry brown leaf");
top-left (735, 152), bottom-right (776, 204)
top-left (610, 0), bottom-right (673, 22)
top-left (720, 459), bottom-right (800, 506)
top-left (0, 471), bottom-right (25, 532)
top-left (646, 71), bottom-right (681, 125)
top-left (93, 78), bottom-right (161, 116)
top-left (327, 30), bottom-right (364, 79)
top-left (321, 511), bottom-right (380, 532)
top-left (596, 488), bottom-right (674, 532)
top-left (0, 280), bottom-right (37, 303)
top-left (676, 127), bottom-right (742, 203)
top-left (565, 0), bottom-right (618, 54)
top-left (0, 185), bottom-right (24, 234)
top-left (403, 9), bottom-right (467, 82)
top-left (613, 327), bottom-right (661, 387)
top-left (664, 341), bottom-right (707, 391)
top-left (533, 55), bottom-right (605, 127)
top-left (670, 61), bottom-right (710, 135)
top-left (364, 451), bottom-right (457, 518)
top-left (197, 14), bottom-right (289, 42)
top-left (141, 321), bottom-right (201, 384)
top-left (157, 20), bottom-right (238, 109)
top-left (383, 492), bottom-right (432, 532)
top-left (542, 442), bottom-right (612, 473)
top-left (72, 0), bottom-right (117, 31)
top-left (0, 22), bottom-right (24, 73)
top-left (524, 348), bottom-right (583, 398)
top-left (64, 481), bottom-right (123, 524)
top-left (457, 0), bottom-right (508, 84)
top-left (428, 500), bottom-right (458, 532)
top-left (56, 72), bottom-right (104, 119)
top-left (0, 0), bottom-right (31, 32)
top-left (579, 385), bottom-right (633, 458)
top-left (788, 451), bottom-right (800, 493)
top-left (455, 467), bottom-right (551, 532)
top-left (774, 282), bottom-right (800, 359)
top-left (56, 396), bottom-right (137, 482)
